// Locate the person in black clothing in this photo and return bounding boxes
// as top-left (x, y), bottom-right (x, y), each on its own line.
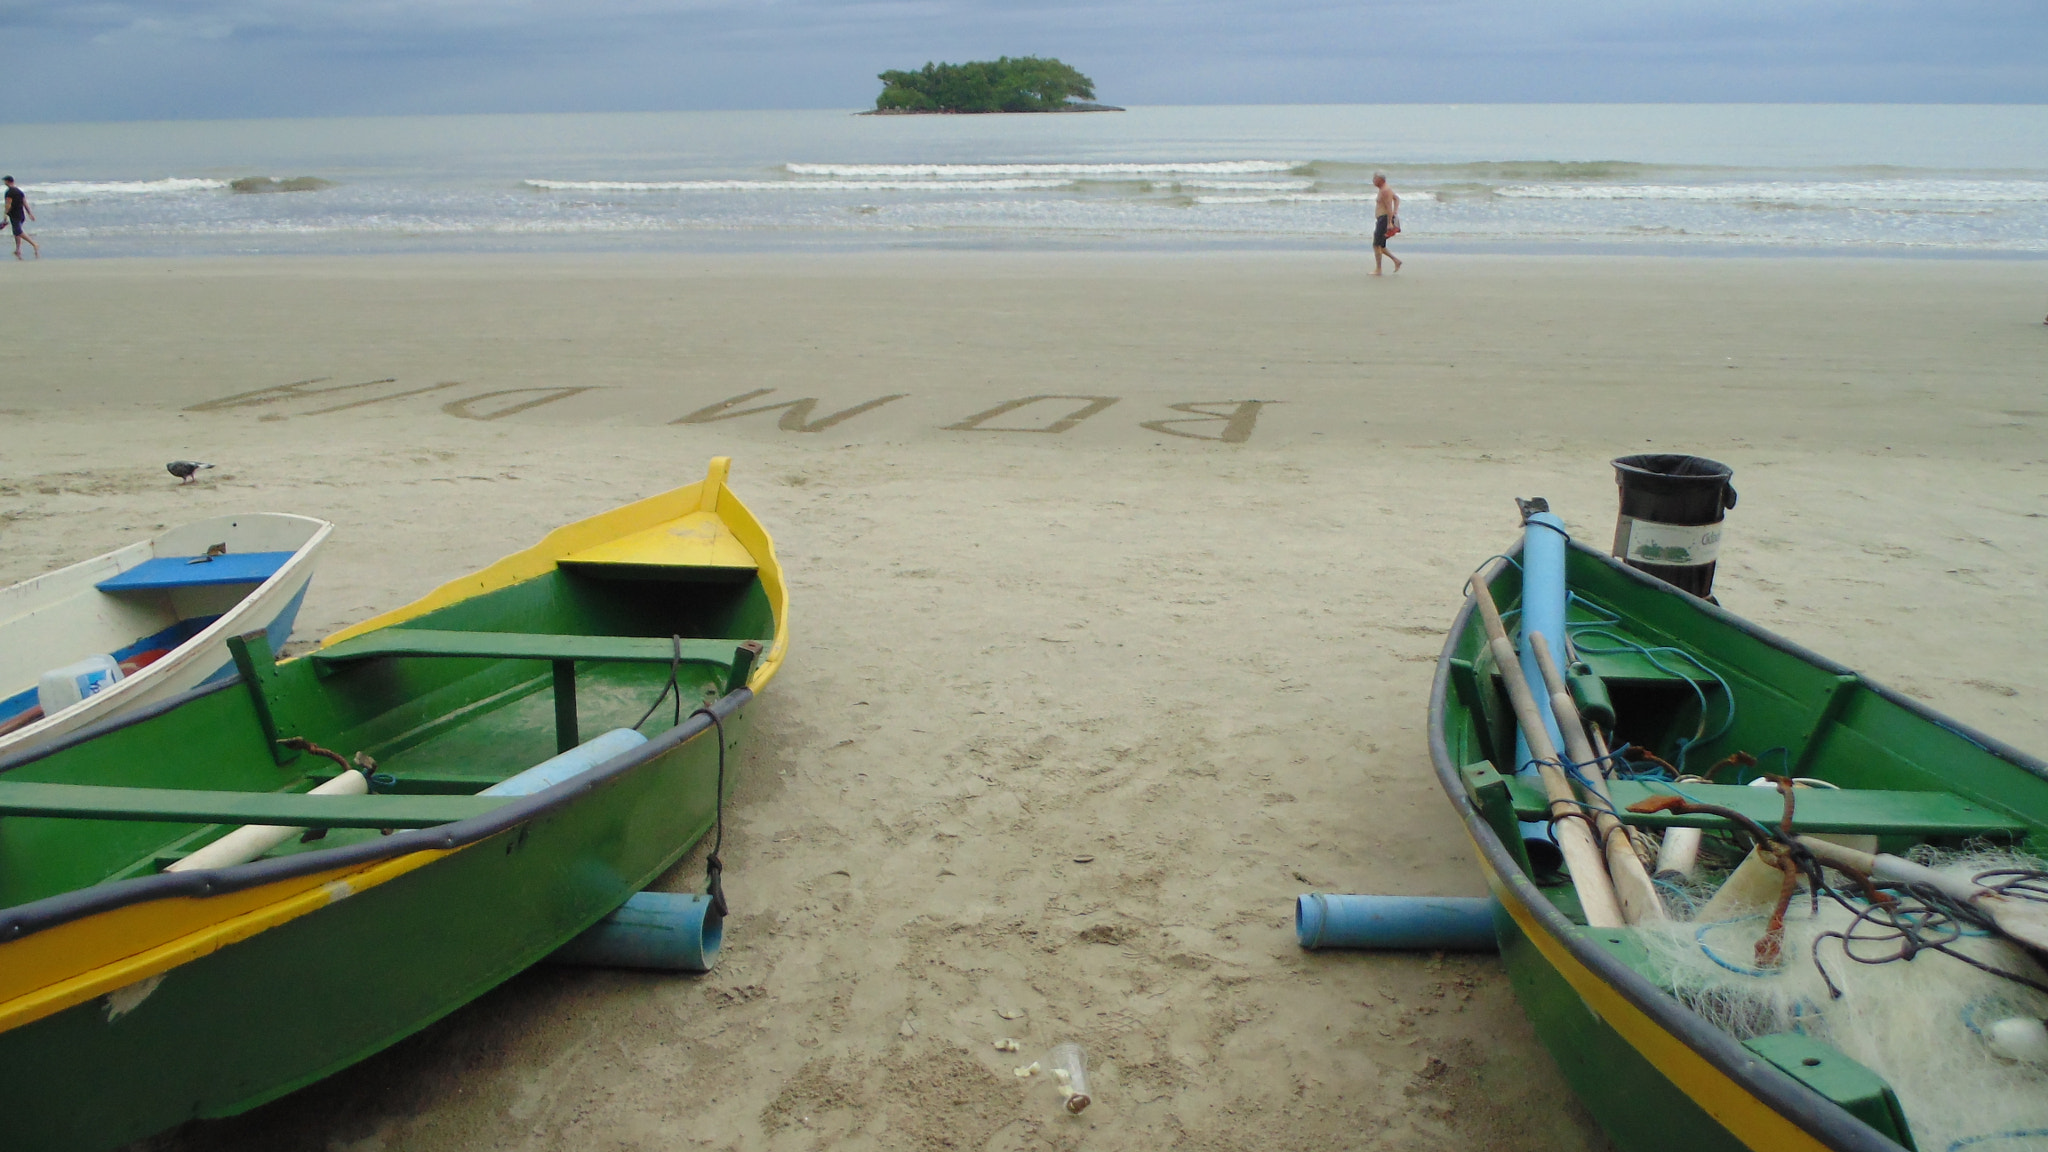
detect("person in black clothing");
top-left (4, 177), bottom-right (37, 260)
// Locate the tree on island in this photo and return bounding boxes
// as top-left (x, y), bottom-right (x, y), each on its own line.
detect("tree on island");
top-left (874, 57), bottom-right (1099, 113)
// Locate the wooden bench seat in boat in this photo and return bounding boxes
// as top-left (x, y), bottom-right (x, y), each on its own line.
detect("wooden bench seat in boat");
top-left (95, 552), bottom-right (297, 593)
top-left (299, 629), bottom-right (761, 754)
top-left (0, 780), bottom-right (507, 827)
top-left (312, 630), bottom-right (747, 668)
top-left (1464, 763), bottom-right (2029, 839)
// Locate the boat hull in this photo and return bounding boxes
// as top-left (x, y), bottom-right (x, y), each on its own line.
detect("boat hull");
top-left (1470, 835), bottom-right (1816, 1152)
top-left (0, 684), bottom-right (750, 1151)
top-left (0, 513), bottom-right (332, 758)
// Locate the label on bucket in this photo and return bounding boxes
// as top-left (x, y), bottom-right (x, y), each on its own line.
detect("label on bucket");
top-left (1620, 517), bottom-right (1723, 566)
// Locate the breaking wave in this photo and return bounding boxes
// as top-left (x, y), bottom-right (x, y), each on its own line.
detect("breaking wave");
top-left (526, 178), bottom-right (1073, 192)
top-left (1168, 179), bottom-right (1317, 191)
top-left (1191, 190), bottom-right (1439, 206)
top-left (30, 178), bottom-right (229, 204)
top-left (1498, 180), bottom-right (2048, 204)
top-left (784, 160), bottom-right (1301, 178)
top-left (1310, 160), bottom-right (1677, 182)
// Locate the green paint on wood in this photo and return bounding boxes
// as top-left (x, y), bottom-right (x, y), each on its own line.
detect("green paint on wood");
top-left (1743, 1034), bottom-right (1918, 1149)
top-left (0, 781), bottom-right (506, 827)
top-left (1500, 776), bottom-right (2028, 839)
top-left (315, 630), bottom-right (745, 667)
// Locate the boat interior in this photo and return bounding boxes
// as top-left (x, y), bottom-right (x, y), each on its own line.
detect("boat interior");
top-left (0, 554), bottom-right (775, 913)
top-left (1440, 545), bottom-right (2048, 1147)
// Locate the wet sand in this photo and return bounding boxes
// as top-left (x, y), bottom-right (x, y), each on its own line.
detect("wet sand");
top-left (1, 251), bottom-right (2044, 1152)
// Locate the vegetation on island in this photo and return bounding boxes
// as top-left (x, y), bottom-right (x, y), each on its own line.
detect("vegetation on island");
top-left (873, 57), bottom-right (1105, 114)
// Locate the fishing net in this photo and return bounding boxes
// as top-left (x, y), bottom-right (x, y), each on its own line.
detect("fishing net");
top-left (1636, 848), bottom-right (2048, 1151)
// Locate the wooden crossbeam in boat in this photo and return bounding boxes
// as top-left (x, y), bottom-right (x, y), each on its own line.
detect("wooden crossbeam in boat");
top-left (312, 631), bottom-right (744, 667)
top-left (312, 630), bottom-right (762, 754)
top-left (0, 780), bottom-right (508, 827)
top-left (1483, 769), bottom-right (2028, 838)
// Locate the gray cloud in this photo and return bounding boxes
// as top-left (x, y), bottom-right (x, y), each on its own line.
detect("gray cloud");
top-left (0, 0), bottom-right (2040, 121)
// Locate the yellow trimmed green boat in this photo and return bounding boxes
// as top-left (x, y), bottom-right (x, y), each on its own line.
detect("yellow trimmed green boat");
top-left (0, 459), bottom-right (785, 1151)
top-left (1432, 528), bottom-right (2048, 1152)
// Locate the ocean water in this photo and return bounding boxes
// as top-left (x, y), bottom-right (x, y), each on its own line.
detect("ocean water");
top-left (1, 105), bottom-right (2044, 258)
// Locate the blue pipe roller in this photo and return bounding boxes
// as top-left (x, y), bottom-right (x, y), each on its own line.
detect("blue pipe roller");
top-left (480, 727), bottom-right (648, 797)
top-left (1295, 894), bottom-right (1500, 952)
top-left (549, 891), bottom-right (724, 972)
top-left (1514, 509), bottom-right (1571, 869)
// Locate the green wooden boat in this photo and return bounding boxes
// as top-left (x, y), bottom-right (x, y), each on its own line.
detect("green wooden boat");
top-left (1431, 529), bottom-right (2048, 1152)
top-left (0, 458), bottom-right (786, 1151)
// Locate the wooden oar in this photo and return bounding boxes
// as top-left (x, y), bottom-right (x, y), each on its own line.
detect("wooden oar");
top-left (1587, 723), bottom-right (1664, 872)
top-left (1470, 568), bottom-right (1625, 928)
top-left (1796, 835), bottom-right (2048, 954)
top-left (1530, 633), bottom-right (1667, 923)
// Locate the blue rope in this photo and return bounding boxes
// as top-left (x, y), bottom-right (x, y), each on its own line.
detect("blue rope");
top-left (1737, 746), bottom-right (1792, 786)
top-left (1568, 624), bottom-right (1737, 775)
top-left (1654, 877), bottom-right (1699, 916)
top-left (1637, 778), bottom-right (1712, 806)
top-left (1949, 1131), bottom-right (2048, 1150)
top-left (1695, 918), bottom-right (1784, 977)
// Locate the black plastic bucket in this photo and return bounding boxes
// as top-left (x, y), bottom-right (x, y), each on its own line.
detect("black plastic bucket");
top-left (1610, 454), bottom-right (1737, 599)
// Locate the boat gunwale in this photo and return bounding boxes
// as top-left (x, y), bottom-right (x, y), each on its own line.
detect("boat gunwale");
top-left (0, 681), bottom-right (750, 945)
top-left (1553, 537), bottom-right (2048, 784)
top-left (1428, 537), bottom-right (1947, 1152)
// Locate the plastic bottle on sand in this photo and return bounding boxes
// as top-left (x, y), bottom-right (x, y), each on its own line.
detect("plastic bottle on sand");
top-left (1047, 1043), bottom-right (1091, 1113)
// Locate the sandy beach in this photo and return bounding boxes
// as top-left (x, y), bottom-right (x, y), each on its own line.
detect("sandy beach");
top-left (2, 251), bottom-right (2044, 1152)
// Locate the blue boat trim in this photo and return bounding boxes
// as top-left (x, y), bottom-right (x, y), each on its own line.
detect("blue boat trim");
top-left (113, 617), bottom-right (218, 663)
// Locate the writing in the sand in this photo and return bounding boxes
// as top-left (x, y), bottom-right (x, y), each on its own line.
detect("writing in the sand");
top-left (678, 390), bottom-right (1274, 442)
top-left (186, 378), bottom-right (597, 422)
top-left (185, 381), bottom-right (1276, 442)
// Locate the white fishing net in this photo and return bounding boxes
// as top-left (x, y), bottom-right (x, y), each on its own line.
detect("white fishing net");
top-left (1635, 848), bottom-right (2048, 1152)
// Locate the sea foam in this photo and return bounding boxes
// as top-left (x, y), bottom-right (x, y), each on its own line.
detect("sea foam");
top-left (1497, 179), bottom-right (2048, 204)
top-left (526, 178), bottom-right (1073, 192)
top-left (783, 161), bottom-right (1301, 178)
top-left (30, 178), bottom-right (229, 204)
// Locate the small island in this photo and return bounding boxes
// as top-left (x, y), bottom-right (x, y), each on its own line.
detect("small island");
top-left (866, 57), bottom-right (1122, 114)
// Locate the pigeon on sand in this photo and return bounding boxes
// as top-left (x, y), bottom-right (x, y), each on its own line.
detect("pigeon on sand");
top-left (166, 461), bottom-right (214, 484)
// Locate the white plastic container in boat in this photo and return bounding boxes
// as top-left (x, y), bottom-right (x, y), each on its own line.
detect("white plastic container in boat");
top-left (36, 654), bottom-right (125, 714)
top-left (0, 513), bottom-right (332, 759)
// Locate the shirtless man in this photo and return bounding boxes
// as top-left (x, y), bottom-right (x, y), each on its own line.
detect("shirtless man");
top-left (4, 178), bottom-right (36, 260)
top-left (1371, 172), bottom-right (1401, 275)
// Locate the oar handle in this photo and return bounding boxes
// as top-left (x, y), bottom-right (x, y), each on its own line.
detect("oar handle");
top-left (1471, 570), bottom-right (1625, 928)
top-left (1798, 835), bottom-right (1979, 901)
top-left (1532, 633), bottom-right (1667, 923)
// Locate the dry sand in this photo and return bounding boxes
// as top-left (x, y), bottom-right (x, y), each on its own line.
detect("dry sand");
top-left (1, 251), bottom-right (2044, 1152)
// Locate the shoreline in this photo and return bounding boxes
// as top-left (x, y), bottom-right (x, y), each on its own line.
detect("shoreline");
top-left (20, 234), bottom-right (2047, 263)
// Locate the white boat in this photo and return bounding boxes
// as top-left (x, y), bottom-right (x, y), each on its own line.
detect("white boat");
top-left (0, 513), bottom-right (332, 757)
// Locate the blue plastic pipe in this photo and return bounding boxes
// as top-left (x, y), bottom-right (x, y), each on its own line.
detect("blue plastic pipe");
top-left (1295, 894), bottom-right (1499, 952)
top-left (1514, 510), bottom-right (1571, 866)
top-left (549, 891), bottom-right (724, 972)
top-left (495, 730), bottom-right (723, 972)
top-left (479, 727), bottom-right (648, 797)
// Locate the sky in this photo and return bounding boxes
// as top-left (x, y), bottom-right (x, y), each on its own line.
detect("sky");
top-left (2, 0), bottom-right (2044, 122)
